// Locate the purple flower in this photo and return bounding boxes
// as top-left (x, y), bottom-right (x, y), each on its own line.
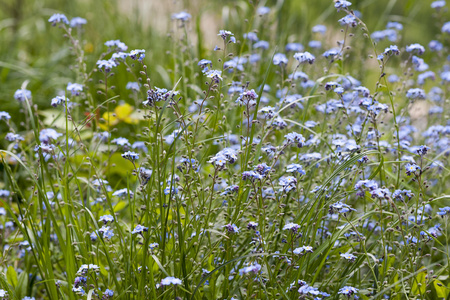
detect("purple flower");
top-left (224, 223), bottom-right (240, 233)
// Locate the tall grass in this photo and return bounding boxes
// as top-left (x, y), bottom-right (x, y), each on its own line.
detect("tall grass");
top-left (0, 0), bottom-right (449, 299)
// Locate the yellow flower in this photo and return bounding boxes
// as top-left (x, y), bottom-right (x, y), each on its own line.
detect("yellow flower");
top-left (99, 103), bottom-right (138, 130)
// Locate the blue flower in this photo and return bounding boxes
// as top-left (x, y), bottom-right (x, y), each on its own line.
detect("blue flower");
top-left (239, 263), bottom-right (261, 276)
top-left (273, 53), bottom-right (288, 65)
top-left (372, 30), bottom-right (397, 42)
top-left (386, 21), bottom-right (403, 30)
top-left (112, 188), bottom-right (134, 198)
top-left (335, 0), bottom-right (352, 11)
top-left (406, 88), bottom-right (425, 99)
top-left (131, 224), bottom-right (148, 234)
top-left (218, 30), bottom-right (236, 43)
top-left (431, 0), bottom-right (446, 9)
top-left (39, 129), bottom-right (62, 144)
top-left (243, 32), bottom-right (258, 42)
top-left (129, 49), bottom-right (145, 61)
top-left (122, 151), bottom-right (139, 161)
top-left (383, 45), bottom-right (400, 56)
top-left (254, 40), bottom-right (269, 49)
top-left (111, 137), bottom-right (130, 148)
top-left (103, 289), bottom-right (114, 298)
top-left (257, 6), bottom-right (271, 15)
top-left (105, 40), bottom-right (128, 51)
top-left (70, 17), bottom-right (87, 27)
top-left (312, 24), bottom-right (327, 35)
top-left (340, 253), bottom-right (357, 262)
top-left (14, 89), bottom-right (32, 102)
top-left (330, 202), bottom-right (356, 213)
top-left (406, 43), bottom-right (425, 55)
top-left (99, 215), bottom-right (114, 224)
top-left (285, 43), bottom-right (304, 52)
top-left (99, 225), bottom-right (114, 239)
top-left (338, 286), bottom-right (359, 297)
top-left (283, 222), bottom-right (300, 232)
top-left (279, 176), bottom-right (297, 193)
top-left (236, 89), bottom-right (258, 106)
top-left (205, 69), bottom-right (223, 82)
top-left (0, 111), bottom-right (11, 121)
top-left (339, 15), bottom-right (357, 27)
top-left (429, 40), bottom-right (443, 51)
top-left (67, 82), bottom-right (83, 96)
top-left (294, 52), bottom-right (315, 64)
top-left (286, 164), bottom-right (306, 175)
top-left (405, 163), bottom-right (420, 176)
top-left (48, 13), bottom-right (69, 25)
top-left (224, 224), bottom-right (240, 233)
top-left (171, 11), bottom-right (191, 21)
top-left (293, 246), bottom-right (313, 254)
top-left (437, 207), bottom-right (450, 216)
top-left (416, 145), bottom-right (430, 156)
top-left (51, 96), bottom-right (70, 107)
top-left (96, 59), bottom-right (117, 72)
top-left (160, 276), bottom-right (182, 286)
top-left (284, 132), bottom-right (306, 147)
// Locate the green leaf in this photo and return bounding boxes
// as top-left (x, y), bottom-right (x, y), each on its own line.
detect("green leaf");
top-left (433, 280), bottom-right (449, 298)
top-left (411, 268), bottom-right (426, 295)
top-left (16, 271), bottom-right (28, 299)
top-left (114, 201), bottom-right (128, 212)
top-left (6, 266), bottom-right (18, 288)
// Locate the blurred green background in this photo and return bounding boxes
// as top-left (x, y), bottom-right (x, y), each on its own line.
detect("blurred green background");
top-left (0, 0), bottom-right (443, 114)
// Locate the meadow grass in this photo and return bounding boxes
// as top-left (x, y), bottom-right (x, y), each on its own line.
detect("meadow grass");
top-left (0, 0), bottom-right (450, 299)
